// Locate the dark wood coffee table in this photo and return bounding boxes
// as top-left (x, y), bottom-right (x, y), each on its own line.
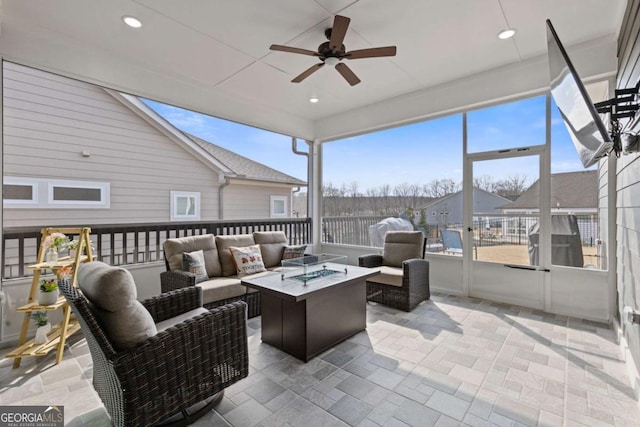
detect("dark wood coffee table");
top-left (241, 262), bottom-right (378, 362)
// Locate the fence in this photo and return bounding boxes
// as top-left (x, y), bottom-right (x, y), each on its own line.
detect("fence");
top-left (3, 218), bottom-right (312, 279)
top-left (320, 214), bottom-right (598, 248)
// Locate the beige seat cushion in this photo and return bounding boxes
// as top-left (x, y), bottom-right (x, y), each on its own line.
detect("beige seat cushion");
top-left (216, 234), bottom-right (255, 276)
top-left (197, 277), bottom-right (247, 304)
top-left (253, 231), bottom-right (287, 268)
top-left (383, 231), bottom-right (424, 268)
top-left (368, 266), bottom-right (404, 287)
top-left (155, 307), bottom-right (209, 332)
top-left (164, 234), bottom-right (221, 278)
top-left (78, 261), bottom-right (157, 351)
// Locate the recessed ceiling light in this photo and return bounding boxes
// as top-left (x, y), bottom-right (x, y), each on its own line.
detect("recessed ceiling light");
top-left (309, 97), bottom-right (319, 103)
top-left (498, 28), bottom-right (516, 40)
top-left (122, 16), bottom-right (142, 28)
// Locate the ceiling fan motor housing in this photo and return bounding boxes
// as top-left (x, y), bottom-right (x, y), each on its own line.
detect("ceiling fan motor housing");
top-left (318, 41), bottom-right (345, 58)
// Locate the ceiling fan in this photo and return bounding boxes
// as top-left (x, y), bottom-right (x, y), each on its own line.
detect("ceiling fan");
top-left (270, 15), bottom-right (397, 86)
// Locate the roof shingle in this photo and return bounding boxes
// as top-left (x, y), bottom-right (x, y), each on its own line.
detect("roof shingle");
top-left (188, 134), bottom-right (306, 186)
top-left (503, 170), bottom-right (597, 209)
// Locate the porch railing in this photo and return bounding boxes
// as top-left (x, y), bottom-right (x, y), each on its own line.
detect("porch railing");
top-left (3, 218), bottom-right (312, 280)
top-left (322, 215), bottom-right (387, 246)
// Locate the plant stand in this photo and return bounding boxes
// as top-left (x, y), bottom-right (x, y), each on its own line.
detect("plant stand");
top-left (5, 227), bottom-right (94, 368)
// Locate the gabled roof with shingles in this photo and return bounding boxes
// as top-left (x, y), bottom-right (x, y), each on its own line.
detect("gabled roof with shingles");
top-left (188, 134), bottom-right (306, 186)
top-left (419, 188), bottom-right (512, 209)
top-left (502, 170), bottom-right (597, 209)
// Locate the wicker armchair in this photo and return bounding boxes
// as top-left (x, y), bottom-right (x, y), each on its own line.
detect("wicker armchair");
top-left (358, 231), bottom-right (430, 311)
top-left (59, 280), bottom-right (248, 427)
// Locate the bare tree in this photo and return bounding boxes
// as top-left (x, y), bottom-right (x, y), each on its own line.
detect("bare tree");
top-left (366, 187), bottom-right (380, 214)
top-left (379, 184), bottom-right (392, 214)
top-left (440, 178), bottom-right (459, 195)
top-left (473, 175), bottom-right (497, 192)
top-left (347, 181), bottom-right (361, 214)
top-left (425, 179), bottom-right (460, 198)
top-left (495, 174), bottom-right (529, 197)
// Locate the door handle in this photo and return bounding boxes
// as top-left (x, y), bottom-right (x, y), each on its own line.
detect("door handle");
top-left (504, 264), bottom-right (550, 272)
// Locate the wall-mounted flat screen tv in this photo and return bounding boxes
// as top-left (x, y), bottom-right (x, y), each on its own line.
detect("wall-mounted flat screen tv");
top-left (547, 19), bottom-right (613, 168)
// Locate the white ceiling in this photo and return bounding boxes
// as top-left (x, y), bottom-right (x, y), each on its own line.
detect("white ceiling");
top-left (0, 0), bottom-right (628, 140)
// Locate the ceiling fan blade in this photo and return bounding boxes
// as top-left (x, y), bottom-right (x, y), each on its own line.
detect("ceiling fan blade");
top-left (335, 63), bottom-right (361, 86)
top-left (270, 44), bottom-right (319, 57)
top-left (292, 63), bottom-right (325, 83)
top-left (329, 15), bottom-right (350, 52)
top-left (346, 46), bottom-right (397, 59)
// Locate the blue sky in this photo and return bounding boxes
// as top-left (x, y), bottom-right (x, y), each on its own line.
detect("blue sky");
top-left (143, 94), bottom-right (589, 191)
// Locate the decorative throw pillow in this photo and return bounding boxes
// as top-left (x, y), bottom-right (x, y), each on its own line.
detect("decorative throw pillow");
top-left (182, 250), bottom-right (208, 283)
top-left (229, 245), bottom-right (266, 276)
top-left (282, 244), bottom-right (307, 260)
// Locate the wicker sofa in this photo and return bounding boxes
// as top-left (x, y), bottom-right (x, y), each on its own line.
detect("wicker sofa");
top-left (161, 231), bottom-right (305, 318)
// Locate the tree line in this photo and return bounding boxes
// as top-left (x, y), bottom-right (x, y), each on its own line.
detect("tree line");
top-left (296, 174), bottom-right (529, 217)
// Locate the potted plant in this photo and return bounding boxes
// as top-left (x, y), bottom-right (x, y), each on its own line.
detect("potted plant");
top-left (42, 232), bottom-right (69, 263)
top-left (38, 278), bottom-right (59, 305)
top-left (30, 311), bottom-right (51, 344)
top-left (65, 238), bottom-right (80, 258)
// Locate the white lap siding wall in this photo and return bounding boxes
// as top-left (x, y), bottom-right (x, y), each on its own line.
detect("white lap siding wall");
top-left (2, 61), bottom-right (221, 228)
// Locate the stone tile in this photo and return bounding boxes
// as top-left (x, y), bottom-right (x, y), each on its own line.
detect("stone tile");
top-left (303, 388), bottom-right (338, 410)
top-left (223, 398), bottom-right (272, 427)
top-left (538, 410), bottom-right (563, 427)
top-left (321, 349), bottom-right (357, 367)
top-left (493, 396), bottom-right (540, 427)
top-left (393, 398), bottom-right (441, 427)
top-left (336, 374), bottom-right (376, 399)
top-left (367, 367), bottom-right (405, 390)
top-left (519, 385), bottom-right (564, 416)
top-left (463, 412), bottom-right (498, 427)
top-left (420, 370), bottom-right (461, 394)
top-left (366, 399), bottom-right (399, 425)
top-left (245, 377), bottom-right (287, 404)
top-left (360, 384), bottom-right (390, 406)
top-left (448, 364), bottom-right (486, 386)
top-left (328, 394), bottom-right (373, 425)
top-left (258, 398), bottom-right (346, 427)
top-left (3, 294), bottom-right (640, 427)
top-left (426, 390), bottom-right (471, 421)
top-left (435, 415), bottom-right (462, 426)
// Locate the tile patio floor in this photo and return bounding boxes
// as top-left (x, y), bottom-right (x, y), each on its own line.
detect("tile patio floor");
top-left (1, 292), bottom-right (639, 426)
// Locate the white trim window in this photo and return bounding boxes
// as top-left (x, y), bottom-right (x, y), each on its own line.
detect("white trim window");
top-left (3, 177), bottom-right (38, 206)
top-left (4, 177), bottom-right (110, 209)
top-left (48, 180), bottom-right (110, 207)
top-left (171, 191), bottom-right (201, 221)
top-left (270, 195), bottom-right (287, 218)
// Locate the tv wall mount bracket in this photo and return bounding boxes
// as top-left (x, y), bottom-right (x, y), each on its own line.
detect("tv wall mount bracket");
top-left (594, 81), bottom-right (640, 155)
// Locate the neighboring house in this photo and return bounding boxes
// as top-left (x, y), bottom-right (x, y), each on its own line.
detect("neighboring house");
top-left (415, 188), bottom-right (512, 227)
top-left (2, 62), bottom-right (306, 229)
top-left (500, 170), bottom-right (597, 214)
top-left (501, 170), bottom-right (598, 243)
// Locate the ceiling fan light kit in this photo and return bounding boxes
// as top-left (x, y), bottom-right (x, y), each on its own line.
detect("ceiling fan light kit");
top-left (269, 15), bottom-right (397, 86)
